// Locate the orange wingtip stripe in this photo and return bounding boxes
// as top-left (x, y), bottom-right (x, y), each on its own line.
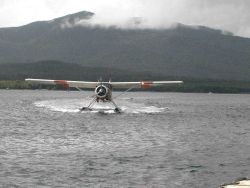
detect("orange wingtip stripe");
top-left (54, 80), bottom-right (69, 88)
top-left (141, 81), bottom-right (153, 88)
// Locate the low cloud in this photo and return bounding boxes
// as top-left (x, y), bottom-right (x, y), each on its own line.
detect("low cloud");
top-left (1, 0), bottom-right (250, 38)
top-left (90, 0), bottom-right (250, 37)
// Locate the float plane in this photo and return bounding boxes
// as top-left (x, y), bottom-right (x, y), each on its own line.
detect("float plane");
top-left (25, 78), bottom-right (183, 113)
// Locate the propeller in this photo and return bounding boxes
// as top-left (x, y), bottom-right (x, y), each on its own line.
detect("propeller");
top-left (95, 85), bottom-right (108, 97)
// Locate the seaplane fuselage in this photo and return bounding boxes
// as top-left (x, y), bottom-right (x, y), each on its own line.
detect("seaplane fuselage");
top-left (95, 83), bottom-right (112, 102)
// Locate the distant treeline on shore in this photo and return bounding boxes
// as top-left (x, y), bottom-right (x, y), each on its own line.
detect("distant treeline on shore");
top-left (1, 61), bottom-right (250, 93)
top-left (1, 80), bottom-right (250, 94)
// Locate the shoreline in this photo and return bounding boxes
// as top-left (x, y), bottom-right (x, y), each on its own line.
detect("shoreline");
top-left (1, 80), bottom-right (250, 94)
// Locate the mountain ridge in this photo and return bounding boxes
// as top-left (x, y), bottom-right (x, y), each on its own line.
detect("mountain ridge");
top-left (0, 11), bottom-right (250, 81)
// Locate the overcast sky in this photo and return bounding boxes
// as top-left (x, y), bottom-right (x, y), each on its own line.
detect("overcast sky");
top-left (0, 0), bottom-right (250, 38)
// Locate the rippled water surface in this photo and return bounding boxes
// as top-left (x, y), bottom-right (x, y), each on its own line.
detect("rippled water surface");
top-left (0, 90), bottom-right (250, 187)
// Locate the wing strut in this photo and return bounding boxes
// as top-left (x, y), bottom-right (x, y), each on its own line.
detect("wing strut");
top-left (113, 85), bottom-right (138, 99)
top-left (110, 99), bottom-right (121, 113)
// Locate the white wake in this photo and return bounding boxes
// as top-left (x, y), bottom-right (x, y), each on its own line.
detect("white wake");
top-left (34, 98), bottom-right (167, 114)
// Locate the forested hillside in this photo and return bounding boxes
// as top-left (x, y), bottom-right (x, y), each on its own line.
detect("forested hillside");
top-left (0, 11), bottom-right (250, 81)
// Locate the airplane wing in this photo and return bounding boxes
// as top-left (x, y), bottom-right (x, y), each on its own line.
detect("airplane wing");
top-left (25, 78), bottom-right (98, 88)
top-left (110, 81), bottom-right (183, 89)
top-left (25, 79), bottom-right (183, 89)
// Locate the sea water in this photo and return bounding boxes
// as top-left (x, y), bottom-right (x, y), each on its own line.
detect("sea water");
top-left (0, 90), bottom-right (249, 187)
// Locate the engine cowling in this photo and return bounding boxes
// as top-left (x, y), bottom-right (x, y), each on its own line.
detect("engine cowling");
top-left (95, 85), bottom-right (109, 98)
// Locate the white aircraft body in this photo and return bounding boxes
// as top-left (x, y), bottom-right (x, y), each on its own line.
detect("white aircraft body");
top-left (25, 78), bottom-right (183, 113)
